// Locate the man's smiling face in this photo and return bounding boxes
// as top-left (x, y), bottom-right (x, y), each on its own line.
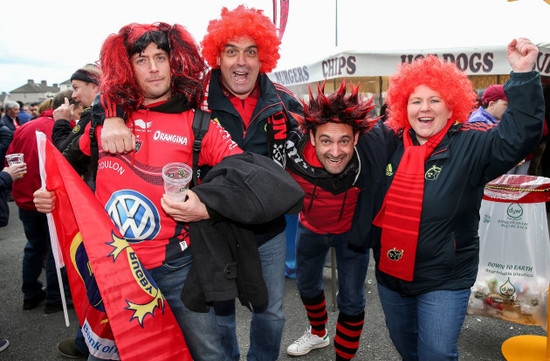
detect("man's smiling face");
top-left (218, 36), bottom-right (261, 99)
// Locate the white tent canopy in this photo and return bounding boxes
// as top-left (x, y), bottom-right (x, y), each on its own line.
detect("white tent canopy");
top-left (269, 43), bottom-right (550, 88)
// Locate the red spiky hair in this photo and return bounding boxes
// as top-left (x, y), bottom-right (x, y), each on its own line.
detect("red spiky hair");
top-left (201, 5), bottom-right (280, 73)
top-left (99, 22), bottom-right (206, 114)
top-left (300, 79), bottom-right (377, 135)
top-left (385, 55), bottom-right (477, 130)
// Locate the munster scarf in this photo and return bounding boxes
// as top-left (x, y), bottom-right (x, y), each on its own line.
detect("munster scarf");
top-left (373, 121), bottom-right (453, 281)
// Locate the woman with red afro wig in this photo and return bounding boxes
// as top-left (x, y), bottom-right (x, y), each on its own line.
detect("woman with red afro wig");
top-left (370, 38), bottom-right (544, 361)
top-left (201, 5), bottom-right (280, 73)
top-left (99, 22), bottom-right (206, 115)
top-left (385, 55), bottom-right (477, 131)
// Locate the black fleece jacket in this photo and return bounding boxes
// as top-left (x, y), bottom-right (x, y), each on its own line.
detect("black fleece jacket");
top-left (181, 152), bottom-right (304, 312)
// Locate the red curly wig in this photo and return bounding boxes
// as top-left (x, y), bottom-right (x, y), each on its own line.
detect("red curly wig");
top-left (385, 55), bottom-right (477, 130)
top-left (301, 80), bottom-right (377, 135)
top-left (201, 5), bottom-right (280, 73)
top-left (99, 22), bottom-right (206, 114)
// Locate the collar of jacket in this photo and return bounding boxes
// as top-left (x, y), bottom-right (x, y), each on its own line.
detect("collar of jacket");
top-left (137, 93), bottom-right (192, 114)
top-left (402, 123), bottom-right (461, 160)
top-left (207, 69), bottom-right (282, 118)
top-left (291, 134), bottom-right (360, 194)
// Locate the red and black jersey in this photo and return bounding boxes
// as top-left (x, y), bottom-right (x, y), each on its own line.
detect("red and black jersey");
top-left (287, 132), bottom-right (360, 234)
top-left (80, 105), bottom-right (241, 269)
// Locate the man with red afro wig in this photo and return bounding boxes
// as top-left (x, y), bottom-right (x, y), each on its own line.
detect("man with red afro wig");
top-left (198, 6), bottom-right (303, 361)
top-left (97, 7), bottom-right (303, 360)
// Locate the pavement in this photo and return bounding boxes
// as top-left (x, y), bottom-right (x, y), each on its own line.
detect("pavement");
top-left (0, 200), bottom-right (546, 361)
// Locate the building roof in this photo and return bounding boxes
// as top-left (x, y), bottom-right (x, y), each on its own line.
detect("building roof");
top-left (10, 79), bottom-right (60, 94)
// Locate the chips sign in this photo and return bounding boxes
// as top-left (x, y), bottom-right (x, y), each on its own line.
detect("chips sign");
top-left (270, 45), bottom-right (550, 87)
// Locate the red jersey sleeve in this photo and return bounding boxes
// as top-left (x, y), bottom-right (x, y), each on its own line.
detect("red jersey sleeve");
top-left (199, 120), bottom-right (242, 166)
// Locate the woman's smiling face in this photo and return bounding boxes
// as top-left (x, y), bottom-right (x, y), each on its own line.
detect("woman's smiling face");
top-left (407, 85), bottom-right (453, 145)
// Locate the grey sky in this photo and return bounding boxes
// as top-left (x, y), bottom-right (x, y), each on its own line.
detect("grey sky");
top-left (1, 0), bottom-right (548, 94)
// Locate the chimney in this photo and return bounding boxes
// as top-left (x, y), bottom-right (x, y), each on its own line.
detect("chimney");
top-left (41, 80), bottom-right (47, 86)
top-left (27, 79), bottom-right (34, 85)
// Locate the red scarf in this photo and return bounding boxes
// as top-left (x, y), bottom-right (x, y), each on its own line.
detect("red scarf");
top-left (373, 121), bottom-right (453, 281)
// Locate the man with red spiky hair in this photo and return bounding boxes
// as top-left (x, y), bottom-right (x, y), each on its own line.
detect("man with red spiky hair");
top-left (284, 80), bottom-right (394, 360)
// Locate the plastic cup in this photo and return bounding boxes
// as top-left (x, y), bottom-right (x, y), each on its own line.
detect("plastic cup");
top-left (6, 153), bottom-right (24, 166)
top-left (162, 162), bottom-right (192, 202)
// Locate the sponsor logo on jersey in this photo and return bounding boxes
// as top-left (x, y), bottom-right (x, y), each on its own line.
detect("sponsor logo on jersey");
top-left (152, 130), bottom-right (188, 146)
top-left (133, 118), bottom-right (153, 132)
top-left (105, 190), bottom-right (161, 241)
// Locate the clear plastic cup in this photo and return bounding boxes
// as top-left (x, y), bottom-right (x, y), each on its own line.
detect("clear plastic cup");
top-left (162, 162), bottom-right (192, 202)
top-left (6, 153), bottom-right (24, 166)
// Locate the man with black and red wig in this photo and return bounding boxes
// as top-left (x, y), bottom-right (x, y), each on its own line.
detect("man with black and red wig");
top-left (98, 6), bottom-right (304, 361)
top-left (38, 22), bottom-right (244, 361)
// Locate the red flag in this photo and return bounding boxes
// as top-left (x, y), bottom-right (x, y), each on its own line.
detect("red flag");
top-left (37, 132), bottom-right (191, 361)
top-left (278, 0), bottom-right (289, 40)
top-left (273, 0), bottom-right (290, 41)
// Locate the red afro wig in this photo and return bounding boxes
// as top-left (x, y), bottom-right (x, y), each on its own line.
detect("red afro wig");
top-left (385, 55), bottom-right (477, 130)
top-left (201, 5), bottom-right (280, 73)
top-left (301, 80), bottom-right (377, 135)
top-left (99, 22), bottom-right (206, 114)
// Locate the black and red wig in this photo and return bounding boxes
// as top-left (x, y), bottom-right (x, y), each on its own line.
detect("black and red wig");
top-left (300, 80), bottom-right (377, 135)
top-left (201, 5), bottom-right (280, 73)
top-left (385, 55), bottom-right (477, 130)
top-left (99, 22), bottom-right (206, 113)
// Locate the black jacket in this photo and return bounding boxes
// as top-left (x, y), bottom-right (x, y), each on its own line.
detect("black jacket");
top-left (207, 69), bottom-right (303, 245)
top-left (52, 107), bottom-right (92, 152)
top-left (0, 121), bottom-right (13, 166)
top-left (349, 121), bottom-right (399, 250)
top-left (375, 71), bottom-right (544, 296)
top-left (0, 171), bottom-right (13, 227)
top-left (181, 152), bottom-right (304, 312)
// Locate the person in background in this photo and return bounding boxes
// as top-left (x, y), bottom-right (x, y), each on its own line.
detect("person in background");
top-left (17, 101), bottom-right (32, 123)
top-left (29, 102), bottom-right (40, 119)
top-left (1, 162), bottom-right (27, 226)
top-left (53, 64), bottom-right (101, 152)
top-left (468, 84), bottom-right (508, 125)
top-left (37, 99), bottom-right (53, 115)
top-left (6, 90), bottom-right (76, 314)
top-left (371, 38), bottom-right (543, 361)
top-left (0, 118), bottom-right (13, 166)
top-left (0, 162), bottom-right (27, 361)
top-left (52, 64), bottom-right (101, 193)
top-left (2, 101), bottom-right (26, 132)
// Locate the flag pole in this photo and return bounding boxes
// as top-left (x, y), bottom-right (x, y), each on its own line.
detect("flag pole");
top-left (335, 0), bottom-right (338, 47)
top-left (36, 131), bottom-right (70, 327)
